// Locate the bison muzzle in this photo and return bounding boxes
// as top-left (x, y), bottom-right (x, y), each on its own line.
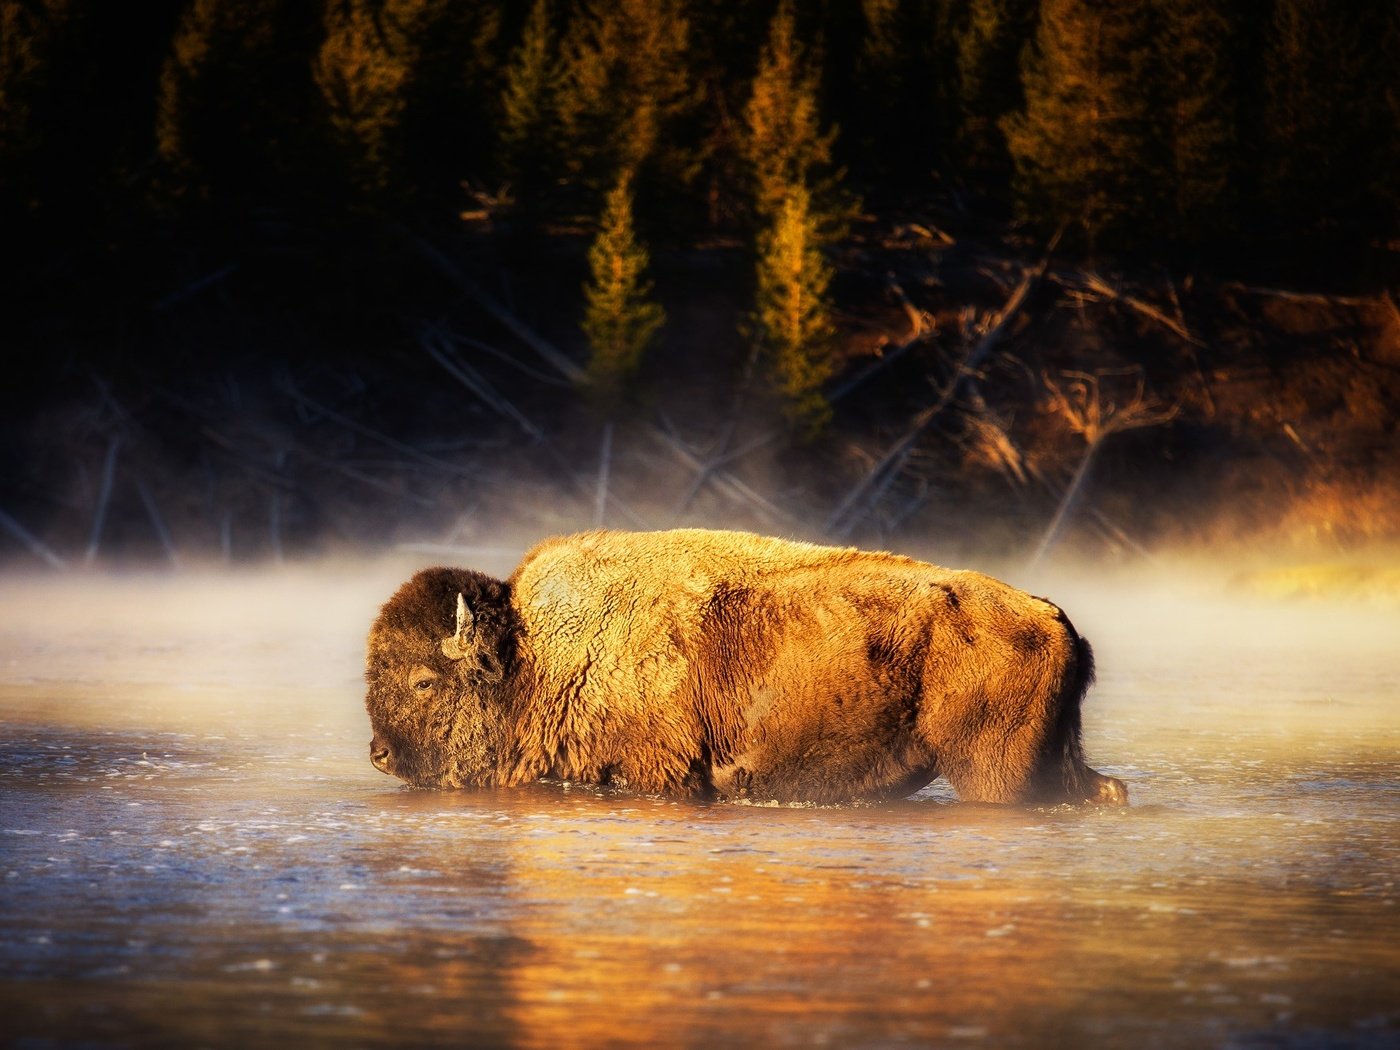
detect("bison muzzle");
top-left (364, 528), bottom-right (1127, 806)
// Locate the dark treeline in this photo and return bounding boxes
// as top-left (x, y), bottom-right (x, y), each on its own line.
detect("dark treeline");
top-left (3, 0), bottom-right (1399, 562)
top-left (5, 0), bottom-right (1398, 263)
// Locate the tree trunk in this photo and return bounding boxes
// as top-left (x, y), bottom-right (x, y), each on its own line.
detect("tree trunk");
top-left (1027, 437), bottom-right (1102, 569)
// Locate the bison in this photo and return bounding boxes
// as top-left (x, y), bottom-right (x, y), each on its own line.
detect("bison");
top-left (364, 528), bottom-right (1127, 806)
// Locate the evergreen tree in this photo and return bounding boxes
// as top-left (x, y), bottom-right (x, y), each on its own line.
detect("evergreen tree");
top-left (753, 182), bottom-right (836, 437)
top-left (1260, 0), bottom-right (1400, 251)
top-left (314, 0), bottom-right (499, 207)
top-left (1154, 0), bottom-right (1238, 245)
top-left (954, 0), bottom-right (1038, 185)
top-left (858, 0), bottom-right (903, 83)
top-left (0, 0), bottom-right (75, 215)
top-left (849, 0), bottom-right (956, 186)
top-left (498, 0), bottom-right (561, 216)
top-left (582, 175), bottom-right (666, 404)
top-left (682, 0), bottom-right (773, 233)
top-left (1002, 0), bottom-right (1161, 250)
top-left (156, 0), bottom-right (320, 207)
top-left (740, 1), bottom-right (839, 226)
top-left (314, 0), bottom-right (409, 199)
top-left (385, 0), bottom-right (501, 205)
top-left (555, 0), bottom-right (693, 198)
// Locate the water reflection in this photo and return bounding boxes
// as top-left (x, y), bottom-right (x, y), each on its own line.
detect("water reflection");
top-left (0, 566), bottom-right (1397, 1047)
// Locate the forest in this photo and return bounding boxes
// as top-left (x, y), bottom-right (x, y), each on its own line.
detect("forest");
top-left (3, 0), bottom-right (1399, 567)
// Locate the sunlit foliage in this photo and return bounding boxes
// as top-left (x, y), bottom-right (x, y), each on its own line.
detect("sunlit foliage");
top-left (753, 183), bottom-right (836, 437)
top-left (740, 1), bottom-right (837, 226)
top-left (498, 0), bottom-right (561, 216)
top-left (1002, 0), bottom-right (1159, 249)
top-left (314, 0), bottom-right (410, 198)
top-left (0, 0), bottom-right (1394, 267)
top-left (555, 0), bottom-right (694, 195)
top-left (582, 175), bottom-right (666, 406)
top-left (954, 0), bottom-right (1038, 183)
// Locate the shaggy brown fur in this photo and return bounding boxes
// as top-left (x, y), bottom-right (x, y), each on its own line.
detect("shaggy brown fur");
top-left (364, 529), bottom-right (1127, 805)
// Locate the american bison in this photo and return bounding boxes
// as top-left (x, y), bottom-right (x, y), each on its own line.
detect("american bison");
top-left (364, 528), bottom-right (1127, 806)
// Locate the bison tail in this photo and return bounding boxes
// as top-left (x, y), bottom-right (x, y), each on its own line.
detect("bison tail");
top-left (1053, 617), bottom-right (1095, 802)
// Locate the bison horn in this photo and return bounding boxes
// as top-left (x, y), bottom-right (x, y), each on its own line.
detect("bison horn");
top-left (441, 592), bottom-right (475, 661)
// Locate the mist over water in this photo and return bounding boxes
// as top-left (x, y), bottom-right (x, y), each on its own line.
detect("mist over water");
top-left (1, 550), bottom-right (1396, 1047)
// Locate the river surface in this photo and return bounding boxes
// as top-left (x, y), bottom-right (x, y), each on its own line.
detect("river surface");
top-left (1, 558), bottom-right (1396, 1048)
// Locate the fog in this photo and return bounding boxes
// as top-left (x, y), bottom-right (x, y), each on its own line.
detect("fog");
top-left (1, 547), bottom-right (1397, 1046)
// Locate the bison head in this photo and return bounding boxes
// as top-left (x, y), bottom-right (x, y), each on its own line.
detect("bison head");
top-left (364, 567), bottom-right (518, 788)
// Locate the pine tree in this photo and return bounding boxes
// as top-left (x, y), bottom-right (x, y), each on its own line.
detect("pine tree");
top-left (156, 0), bottom-right (319, 206)
top-left (1259, 0), bottom-right (1400, 250)
top-left (385, 0), bottom-right (501, 205)
top-left (753, 182), bottom-right (836, 437)
top-left (498, 0), bottom-right (561, 216)
top-left (851, 0), bottom-right (955, 185)
top-left (1153, 0), bottom-right (1238, 244)
top-left (4, 2), bottom-right (183, 261)
top-left (555, 0), bottom-right (693, 197)
top-left (855, 0), bottom-right (904, 135)
top-left (0, 0), bottom-right (75, 214)
top-left (313, 0), bottom-right (410, 199)
top-left (682, 1), bottom-right (774, 233)
top-left (954, 0), bottom-right (1038, 183)
top-left (1002, 0), bottom-right (1161, 249)
top-left (740, 1), bottom-right (839, 226)
top-left (311, 0), bottom-right (500, 207)
top-left (582, 175), bottom-right (666, 405)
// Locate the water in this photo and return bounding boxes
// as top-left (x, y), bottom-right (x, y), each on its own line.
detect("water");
top-left (1, 561), bottom-right (1397, 1048)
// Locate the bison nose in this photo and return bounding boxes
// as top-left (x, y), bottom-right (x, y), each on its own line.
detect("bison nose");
top-left (369, 739), bottom-right (394, 775)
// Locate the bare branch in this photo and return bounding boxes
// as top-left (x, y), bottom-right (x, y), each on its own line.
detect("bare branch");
top-left (394, 226), bottom-right (588, 384)
top-left (593, 421), bottom-right (613, 527)
top-left (1041, 366), bottom-right (1178, 445)
top-left (153, 263), bottom-right (238, 313)
top-left (825, 232), bottom-right (1059, 538)
top-left (0, 508), bottom-right (68, 570)
top-left (650, 426), bottom-right (799, 529)
top-left (1029, 366), bottom-right (1179, 568)
top-left (135, 477), bottom-right (180, 567)
top-left (85, 435), bottom-right (122, 565)
top-left (1051, 270), bottom-right (1205, 346)
top-left (420, 332), bottom-right (549, 443)
top-left (281, 381), bottom-right (482, 477)
top-left (421, 330), bottom-right (649, 528)
top-left (1224, 283), bottom-right (1375, 307)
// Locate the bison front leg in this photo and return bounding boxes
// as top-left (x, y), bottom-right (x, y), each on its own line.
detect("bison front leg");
top-left (950, 756), bottom-right (1128, 807)
top-left (915, 703), bottom-right (1129, 807)
top-left (1024, 755), bottom-right (1129, 806)
top-left (1081, 765), bottom-right (1128, 805)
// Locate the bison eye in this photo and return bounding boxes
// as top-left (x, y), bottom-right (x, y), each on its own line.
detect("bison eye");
top-left (405, 665), bottom-right (438, 696)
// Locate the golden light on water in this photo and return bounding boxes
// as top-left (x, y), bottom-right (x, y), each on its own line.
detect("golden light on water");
top-left (0, 554), bottom-right (1397, 1045)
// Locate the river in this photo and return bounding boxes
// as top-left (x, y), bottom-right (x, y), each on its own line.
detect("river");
top-left (1, 556), bottom-right (1396, 1048)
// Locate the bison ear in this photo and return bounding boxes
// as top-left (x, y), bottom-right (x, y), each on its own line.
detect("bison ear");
top-left (440, 591), bottom-right (508, 684)
top-left (440, 592), bottom-right (476, 661)
top-left (474, 647), bottom-right (506, 684)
